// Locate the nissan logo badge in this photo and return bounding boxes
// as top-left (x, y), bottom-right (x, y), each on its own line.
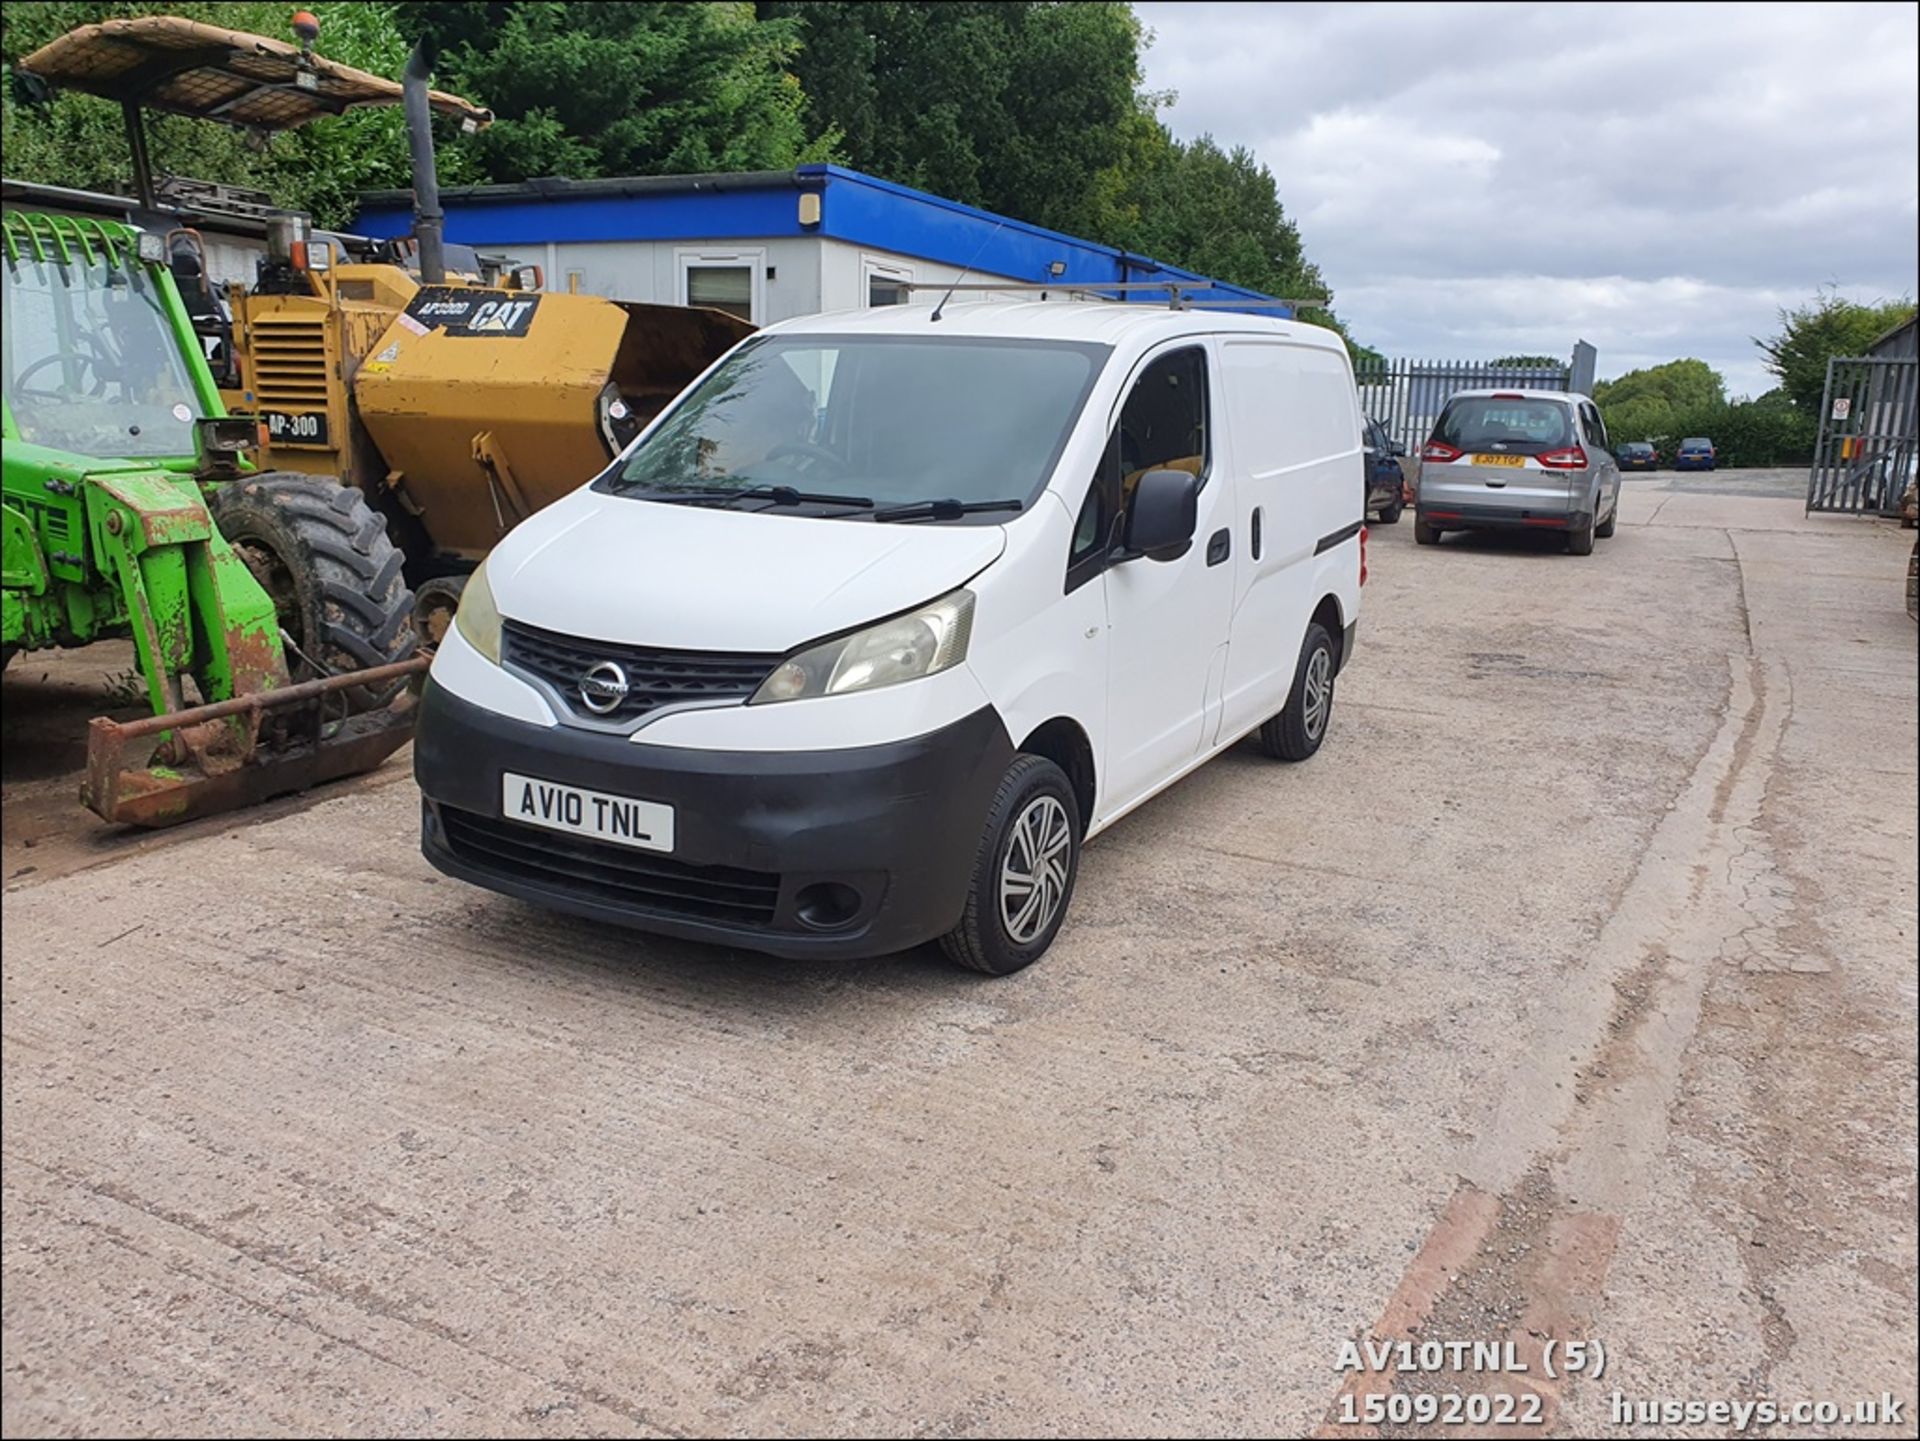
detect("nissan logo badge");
top-left (579, 660), bottom-right (629, 715)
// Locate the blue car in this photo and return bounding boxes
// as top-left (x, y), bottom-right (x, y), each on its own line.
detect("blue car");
top-left (1362, 416), bottom-right (1407, 522)
top-left (1674, 436), bottom-right (1716, 471)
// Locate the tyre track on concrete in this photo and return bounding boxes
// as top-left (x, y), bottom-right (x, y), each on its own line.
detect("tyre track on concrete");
top-left (1316, 648), bottom-right (1782, 1435)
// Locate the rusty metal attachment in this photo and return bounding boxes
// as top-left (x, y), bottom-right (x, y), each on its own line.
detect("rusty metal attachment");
top-left (83, 655), bottom-right (430, 827)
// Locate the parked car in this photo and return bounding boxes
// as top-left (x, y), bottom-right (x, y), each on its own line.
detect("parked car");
top-left (1415, 388), bottom-right (1622, 555)
top-left (1617, 441), bottom-right (1660, 471)
top-left (417, 304), bottom-right (1367, 974)
top-left (1363, 416), bottom-right (1407, 523)
top-left (1674, 436), bottom-right (1717, 471)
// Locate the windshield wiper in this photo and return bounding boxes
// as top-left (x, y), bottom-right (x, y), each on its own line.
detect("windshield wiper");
top-left (730, 484), bottom-right (873, 511)
top-left (872, 497), bottom-right (1024, 523)
top-left (611, 483), bottom-right (873, 511)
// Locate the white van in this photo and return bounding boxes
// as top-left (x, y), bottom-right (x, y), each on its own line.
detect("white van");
top-left (416, 301), bottom-right (1365, 974)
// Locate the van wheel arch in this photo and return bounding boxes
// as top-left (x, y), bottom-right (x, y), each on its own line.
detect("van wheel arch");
top-left (1311, 594), bottom-right (1347, 672)
top-left (1017, 717), bottom-right (1096, 835)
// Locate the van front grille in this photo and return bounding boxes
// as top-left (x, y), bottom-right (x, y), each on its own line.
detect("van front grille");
top-left (501, 620), bottom-right (780, 725)
top-left (439, 806), bottom-right (780, 926)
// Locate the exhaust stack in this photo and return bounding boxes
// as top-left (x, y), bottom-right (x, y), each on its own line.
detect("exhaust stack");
top-left (402, 37), bottom-right (446, 285)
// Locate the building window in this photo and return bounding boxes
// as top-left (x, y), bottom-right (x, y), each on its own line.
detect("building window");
top-left (676, 248), bottom-right (765, 324)
top-left (863, 257), bottom-right (913, 308)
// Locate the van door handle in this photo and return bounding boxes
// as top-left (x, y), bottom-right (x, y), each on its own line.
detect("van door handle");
top-left (1250, 507), bottom-right (1263, 559)
top-left (1206, 528), bottom-right (1230, 566)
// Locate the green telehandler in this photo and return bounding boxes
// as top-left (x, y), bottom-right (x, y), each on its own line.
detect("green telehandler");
top-left (2, 209), bottom-right (423, 826)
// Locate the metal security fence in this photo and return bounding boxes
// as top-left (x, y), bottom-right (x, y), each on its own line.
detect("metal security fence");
top-left (1354, 359), bottom-right (1570, 457)
top-left (1807, 356), bottom-right (1918, 516)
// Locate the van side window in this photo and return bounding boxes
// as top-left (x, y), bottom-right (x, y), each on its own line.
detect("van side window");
top-left (1065, 434), bottom-right (1118, 594)
top-left (1118, 346), bottom-right (1209, 497)
top-left (1071, 484), bottom-right (1105, 561)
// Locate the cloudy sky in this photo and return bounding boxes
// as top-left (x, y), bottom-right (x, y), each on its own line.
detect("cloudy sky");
top-left (1135, 1), bottom-right (1919, 396)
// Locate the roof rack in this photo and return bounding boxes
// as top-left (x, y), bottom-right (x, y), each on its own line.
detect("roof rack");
top-left (896, 281), bottom-right (1330, 312)
top-left (899, 279), bottom-right (1222, 308)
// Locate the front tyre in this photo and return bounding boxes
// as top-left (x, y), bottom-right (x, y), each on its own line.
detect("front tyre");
top-left (209, 472), bottom-right (415, 710)
top-left (940, 754), bottom-right (1081, 976)
top-left (1259, 621), bottom-right (1337, 762)
top-left (1375, 497), bottom-right (1404, 524)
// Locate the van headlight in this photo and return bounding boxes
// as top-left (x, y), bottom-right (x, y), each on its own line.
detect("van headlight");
top-left (751, 589), bottom-right (975, 704)
top-left (454, 558), bottom-right (503, 664)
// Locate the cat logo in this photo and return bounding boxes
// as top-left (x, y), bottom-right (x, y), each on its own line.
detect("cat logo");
top-left (469, 299), bottom-right (535, 333)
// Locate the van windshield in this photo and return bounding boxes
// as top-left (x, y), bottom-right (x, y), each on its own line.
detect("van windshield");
top-left (1434, 397), bottom-right (1571, 455)
top-left (602, 334), bottom-right (1110, 517)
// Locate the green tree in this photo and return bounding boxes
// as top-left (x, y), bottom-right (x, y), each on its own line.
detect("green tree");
top-left (760, 1), bottom-right (1142, 238)
top-left (1593, 358), bottom-right (1726, 445)
top-left (1757, 288), bottom-right (1916, 413)
top-left (1103, 133), bottom-right (1328, 307)
top-left (402, 2), bottom-right (836, 182)
top-left (2, 1), bottom-right (422, 228)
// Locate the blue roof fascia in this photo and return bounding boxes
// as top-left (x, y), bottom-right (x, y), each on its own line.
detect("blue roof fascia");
top-left (354, 176), bottom-right (817, 246)
top-left (802, 164), bottom-right (1283, 313)
top-left (353, 162), bottom-right (1285, 316)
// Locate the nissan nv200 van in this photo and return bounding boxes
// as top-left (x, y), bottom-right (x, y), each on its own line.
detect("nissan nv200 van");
top-left (415, 302), bottom-right (1365, 974)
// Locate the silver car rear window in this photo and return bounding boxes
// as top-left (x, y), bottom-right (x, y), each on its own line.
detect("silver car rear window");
top-left (1435, 399), bottom-right (1571, 454)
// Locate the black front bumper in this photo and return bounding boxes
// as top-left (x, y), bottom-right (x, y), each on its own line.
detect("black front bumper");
top-left (415, 681), bottom-right (1013, 959)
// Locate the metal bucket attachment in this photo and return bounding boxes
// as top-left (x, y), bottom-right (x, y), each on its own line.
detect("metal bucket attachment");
top-left (83, 656), bottom-right (431, 827)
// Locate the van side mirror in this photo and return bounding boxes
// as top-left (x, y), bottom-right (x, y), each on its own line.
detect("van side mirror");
top-left (1121, 468), bottom-right (1199, 562)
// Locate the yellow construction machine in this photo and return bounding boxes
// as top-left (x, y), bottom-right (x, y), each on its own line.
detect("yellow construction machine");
top-left (223, 222), bottom-right (750, 638)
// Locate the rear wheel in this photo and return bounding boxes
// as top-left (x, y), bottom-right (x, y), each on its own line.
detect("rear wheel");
top-left (940, 754), bottom-right (1081, 976)
top-left (1259, 622), bottom-right (1336, 762)
top-left (209, 473), bottom-right (415, 710)
top-left (1414, 513), bottom-right (1441, 546)
top-left (1375, 497), bottom-right (1404, 524)
top-left (1567, 510), bottom-right (1596, 556)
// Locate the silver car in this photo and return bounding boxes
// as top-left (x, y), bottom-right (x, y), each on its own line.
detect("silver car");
top-left (1414, 389), bottom-right (1622, 555)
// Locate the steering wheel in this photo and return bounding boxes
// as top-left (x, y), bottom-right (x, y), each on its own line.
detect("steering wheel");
top-left (13, 348), bottom-right (109, 399)
top-left (764, 439), bottom-right (849, 476)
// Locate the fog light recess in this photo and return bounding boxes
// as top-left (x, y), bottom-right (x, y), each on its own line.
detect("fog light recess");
top-left (794, 881), bottom-right (862, 930)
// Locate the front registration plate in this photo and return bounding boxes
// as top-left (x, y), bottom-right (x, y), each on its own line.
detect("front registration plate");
top-left (1473, 453), bottom-right (1526, 467)
top-left (502, 772), bottom-right (674, 852)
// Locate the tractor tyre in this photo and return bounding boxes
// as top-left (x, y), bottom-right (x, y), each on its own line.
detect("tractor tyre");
top-left (209, 473), bottom-right (415, 711)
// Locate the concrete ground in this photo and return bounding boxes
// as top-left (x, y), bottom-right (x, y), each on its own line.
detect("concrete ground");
top-left (3, 470), bottom-right (1915, 1437)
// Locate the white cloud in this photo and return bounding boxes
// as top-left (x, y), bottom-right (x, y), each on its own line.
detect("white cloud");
top-left (1136, 0), bottom-right (1920, 391)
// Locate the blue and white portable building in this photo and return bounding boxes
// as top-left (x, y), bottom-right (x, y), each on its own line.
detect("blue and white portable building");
top-left (354, 162), bottom-right (1284, 325)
